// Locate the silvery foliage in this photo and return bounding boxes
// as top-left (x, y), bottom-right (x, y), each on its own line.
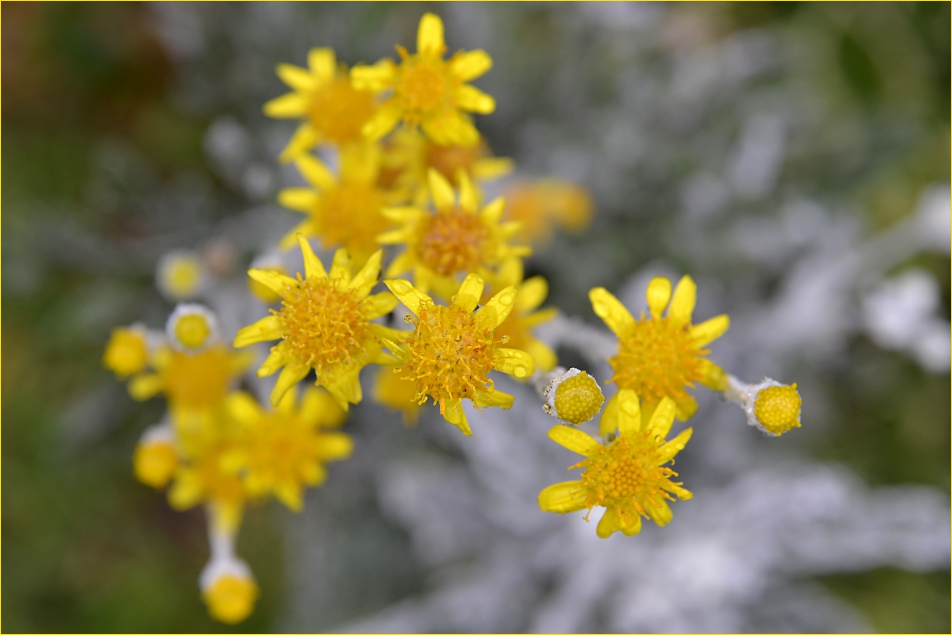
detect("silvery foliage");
top-left (146, 3), bottom-right (950, 632)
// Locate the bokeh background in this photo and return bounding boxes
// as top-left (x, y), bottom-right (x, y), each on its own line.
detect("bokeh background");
top-left (3, 2), bottom-right (949, 633)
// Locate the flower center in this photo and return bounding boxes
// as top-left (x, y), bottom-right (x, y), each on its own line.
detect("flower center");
top-left (165, 347), bottom-right (233, 410)
top-left (577, 433), bottom-right (676, 513)
top-left (401, 302), bottom-right (496, 407)
top-left (610, 317), bottom-right (705, 406)
top-left (315, 182), bottom-right (388, 259)
top-left (397, 58), bottom-right (452, 117)
top-left (276, 276), bottom-right (370, 373)
top-left (175, 314), bottom-right (212, 349)
top-left (307, 76), bottom-right (376, 143)
top-left (416, 208), bottom-right (489, 277)
top-left (425, 141), bottom-right (481, 184)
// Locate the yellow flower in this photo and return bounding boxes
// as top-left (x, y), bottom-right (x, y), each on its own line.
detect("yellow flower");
top-left (504, 179), bottom-right (594, 246)
top-left (263, 47), bottom-right (377, 162)
top-left (590, 276), bottom-right (729, 422)
top-left (233, 236), bottom-right (400, 409)
top-left (156, 250), bottom-right (205, 301)
top-left (202, 570), bottom-right (259, 625)
top-left (373, 365), bottom-right (423, 426)
top-left (382, 274), bottom-right (535, 436)
top-left (538, 390), bottom-right (693, 538)
top-left (351, 13), bottom-right (494, 145)
top-left (276, 143), bottom-right (400, 267)
top-left (490, 261), bottom-right (558, 374)
top-left (380, 127), bottom-right (512, 206)
top-left (103, 326), bottom-right (149, 378)
top-left (133, 425), bottom-right (179, 490)
top-left (378, 168), bottom-right (530, 300)
top-left (222, 388), bottom-right (352, 511)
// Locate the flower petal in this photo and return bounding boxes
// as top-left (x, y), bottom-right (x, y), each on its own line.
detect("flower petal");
top-left (690, 314), bottom-right (730, 346)
top-left (383, 250), bottom-right (415, 277)
top-left (698, 359), bottom-right (728, 392)
top-left (278, 187), bottom-right (320, 212)
top-left (658, 428), bottom-right (693, 463)
top-left (314, 432), bottom-right (353, 461)
top-left (364, 292), bottom-right (398, 319)
top-left (453, 84), bottom-right (495, 114)
top-left (472, 156), bottom-right (513, 180)
top-left (646, 277), bottom-right (672, 319)
top-left (349, 249), bottom-right (383, 296)
top-left (589, 287), bottom-right (635, 337)
top-left (645, 499), bottom-right (673, 527)
top-left (233, 315), bottom-right (282, 348)
top-left (457, 171), bottom-right (479, 213)
top-left (473, 389), bottom-right (514, 410)
top-left (247, 268), bottom-right (298, 298)
top-left (668, 275), bottom-right (696, 325)
top-left (297, 234), bottom-right (327, 280)
top-left (351, 59), bottom-right (396, 92)
top-left (442, 399), bottom-right (472, 436)
top-left (427, 168), bottom-right (456, 210)
top-left (308, 47), bottom-right (336, 82)
top-left (270, 365), bottom-right (310, 407)
top-left (674, 394), bottom-right (698, 422)
top-left (596, 507), bottom-right (621, 538)
top-left (257, 348), bottom-right (285, 377)
top-left (450, 49), bottom-right (492, 82)
top-left (478, 286), bottom-right (517, 329)
top-left (362, 100), bottom-right (403, 141)
top-left (128, 373), bottom-right (163, 401)
top-left (599, 391), bottom-right (620, 437)
top-left (646, 396), bottom-right (677, 439)
top-left (453, 273), bottom-right (484, 312)
top-left (619, 506), bottom-right (644, 536)
top-left (547, 425), bottom-right (599, 456)
top-left (538, 481), bottom-right (588, 514)
top-left (276, 63), bottom-right (315, 91)
top-left (416, 13), bottom-right (446, 57)
top-left (326, 371), bottom-right (362, 409)
top-left (384, 278), bottom-right (432, 316)
top-left (295, 155), bottom-right (336, 191)
top-left (263, 92), bottom-right (307, 118)
top-left (421, 108), bottom-right (479, 146)
top-left (492, 348), bottom-right (535, 379)
top-left (278, 124), bottom-right (320, 164)
top-left (480, 196), bottom-right (506, 225)
top-left (516, 276), bottom-right (548, 312)
top-left (615, 389), bottom-right (643, 439)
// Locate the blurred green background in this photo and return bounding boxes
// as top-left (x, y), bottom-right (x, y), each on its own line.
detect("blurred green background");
top-left (2, 2), bottom-right (949, 632)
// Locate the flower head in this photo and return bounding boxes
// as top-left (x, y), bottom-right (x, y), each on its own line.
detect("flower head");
top-left (200, 556), bottom-right (259, 625)
top-left (276, 144), bottom-right (400, 266)
top-left (156, 249), bottom-right (205, 301)
top-left (539, 390), bottom-right (693, 538)
top-left (351, 13), bottom-right (494, 145)
top-left (590, 276), bottom-right (729, 421)
top-left (543, 368), bottom-right (604, 425)
top-left (378, 168), bottom-right (530, 300)
top-left (504, 179), bottom-right (594, 246)
top-left (264, 47), bottom-right (377, 162)
top-left (233, 236), bottom-right (400, 409)
top-left (726, 376), bottom-right (802, 436)
top-left (166, 303), bottom-right (219, 353)
top-left (383, 274), bottom-right (535, 435)
top-left (103, 325), bottom-right (150, 378)
top-left (133, 422), bottom-right (179, 489)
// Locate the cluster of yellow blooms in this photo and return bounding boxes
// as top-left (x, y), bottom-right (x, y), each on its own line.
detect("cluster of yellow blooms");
top-left (103, 13), bottom-right (802, 624)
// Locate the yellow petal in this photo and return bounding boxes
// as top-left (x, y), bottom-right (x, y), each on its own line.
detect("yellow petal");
top-left (349, 249), bottom-right (383, 296)
top-left (384, 278), bottom-right (432, 316)
top-left (270, 365), bottom-right (310, 407)
top-left (278, 187), bottom-right (320, 212)
top-left (308, 47), bottom-right (336, 82)
top-left (492, 348), bottom-right (535, 379)
top-left (364, 292), bottom-right (398, 319)
top-left (457, 170), bottom-right (479, 213)
top-left (538, 481), bottom-right (587, 514)
top-left (596, 508), bottom-right (621, 538)
top-left (658, 428), bottom-right (693, 463)
top-left (646, 277), bottom-right (672, 319)
top-left (698, 359), bottom-right (728, 392)
top-left (278, 219), bottom-right (314, 250)
top-left (450, 49), bottom-right (492, 82)
top-left (247, 269), bottom-right (298, 298)
top-left (443, 399), bottom-right (472, 436)
top-left (326, 371), bottom-right (362, 409)
top-left (526, 340), bottom-right (558, 374)
top-left (589, 288), bottom-right (635, 337)
top-left (645, 499), bottom-right (673, 526)
top-left (315, 432), bottom-right (354, 461)
top-left (361, 100), bottom-right (403, 141)
top-left (453, 273), bottom-right (484, 312)
top-left (599, 391), bottom-right (620, 436)
top-left (690, 314), bottom-right (730, 346)
top-left (646, 396), bottom-right (676, 439)
top-left (473, 389), bottom-right (514, 410)
top-left (297, 234), bottom-right (327, 280)
top-left (328, 248), bottom-right (351, 284)
top-left (619, 507), bottom-right (644, 536)
top-left (416, 12), bottom-right (446, 57)
top-left (478, 286), bottom-right (517, 329)
top-left (276, 63), bottom-right (315, 91)
top-left (263, 92), bottom-right (307, 118)
top-left (381, 206), bottom-right (425, 223)
top-left (276, 384), bottom-right (298, 413)
top-left (278, 124), bottom-right (320, 164)
top-left (472, 156), bottom-right (513, 180)
top-left (668, 275), bottom-right (696, 325)
top-left (516, 276), bottom-right (548, 312)
top-left (522, 306), bottom-right (558, 329)
top-left (257, 347), bottom-right (285, 377)
top-left (674, 394), bottom-right (698, 422)
top-left (233, 315), bottom-right (282, 348)
top-left (453, 84), bottom-right (495, 114)
top-left (547, 425), bottom-right (598, 456)
top-left (427, 168), bottom-right (456, 210)
top-left (383, 250), bottom-right (415, 277)
top-left (350, 59), bottom-right (396, 92)
top-left (615, 389), bottom-right (643, 439)
top-left (224, 391), bottom-right (262, 426)
top-left (167, 472), bottom-right (202, 511)
top-left (377, 226), bottom-right (416, 245)
top-left (295, 154), bottom-right (336, 191)
top-left (421, 108), bottom-right (479, 146)
top-left (128, 374), bottom-right (164, 401)
top-left (480, 196), bottom-right (506, 225)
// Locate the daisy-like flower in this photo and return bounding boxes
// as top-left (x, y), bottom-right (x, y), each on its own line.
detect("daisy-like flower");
top-left (221, 388), bottom-right (352, 511)
top-left (233, 236), bottom-right (400, 409)
top-left (380, 127), bottom-right (512, 206)
top-left (504, 179), bottom-right (594, 246)
top-left (351, 13), bottom-right (494, 146)
top-left (263, 47), bottom-right (377, 162)
top-left (382, 274), bottom-right (535, 436)
top-left (539, 390), bottom-right (693, 538)
top-left (590, 276), bottom-right (729, 422)
top-left (103, 325), bottom-right (150, 378)
top-left (276, 143), bottom-right (401, 266)
top-left (378, 168), bottom-right (530, 300)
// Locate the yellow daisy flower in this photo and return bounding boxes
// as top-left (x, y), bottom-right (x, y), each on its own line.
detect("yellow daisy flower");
top-left (221, 388), bottom-right (352, 512)
top-left (233, 236), bottom-right (400, 409)
top-left (504, 179), bottom-right (594, 246)
top-left (263, 47), bottom-right (377, 162)
top-left (377, 168), bottom-right (530, 300)
top-left (276, 143), bottom-right (401, 267)
top-left (538, 390), bottom-right (693, 538)
top-left (590, 275), bottom-right (730, 422)
top-left (382, 274), bottom-right (535, 436)
top-left (380, 127), bottom-right (513, 206)
top-left (351, 13), bottom-right (495, 146)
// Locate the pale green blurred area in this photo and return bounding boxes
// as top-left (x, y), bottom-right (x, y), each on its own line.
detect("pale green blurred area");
top-left (2, 2), bottom-right (948, 632)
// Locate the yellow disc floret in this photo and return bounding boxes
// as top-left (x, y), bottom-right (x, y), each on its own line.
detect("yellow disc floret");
top-left (754, 383), bottom-right (802, 435)
top-left (103, 327), bottom-right (149, 378)
top-left (203, 574), bottom-right (259, 624)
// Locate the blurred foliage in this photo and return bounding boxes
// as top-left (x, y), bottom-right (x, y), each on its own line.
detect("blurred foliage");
top-left (2, 2), bottom-right (948, 632)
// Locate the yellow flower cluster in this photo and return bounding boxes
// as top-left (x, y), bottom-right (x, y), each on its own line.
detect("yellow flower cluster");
top-left (103, 11), bottom-right (802, 625)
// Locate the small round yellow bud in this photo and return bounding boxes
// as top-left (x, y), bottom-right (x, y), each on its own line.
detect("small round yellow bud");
top-left (157, 250), bottom-right (204, 300)
top-left (103, 327), bottom-right (149, 378)
top-left (166, 304), bottom-right (218, 352)
top-left (133, 441), bottom-right (178, 489)
top-left (174, 314), bottom-right (211, 349)
top-left (203, 574), bottom-right (259, 624)
top-left (543, 368), bottom-right (605, 425)
top-left (754, 383), bottom-right (802, 435)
